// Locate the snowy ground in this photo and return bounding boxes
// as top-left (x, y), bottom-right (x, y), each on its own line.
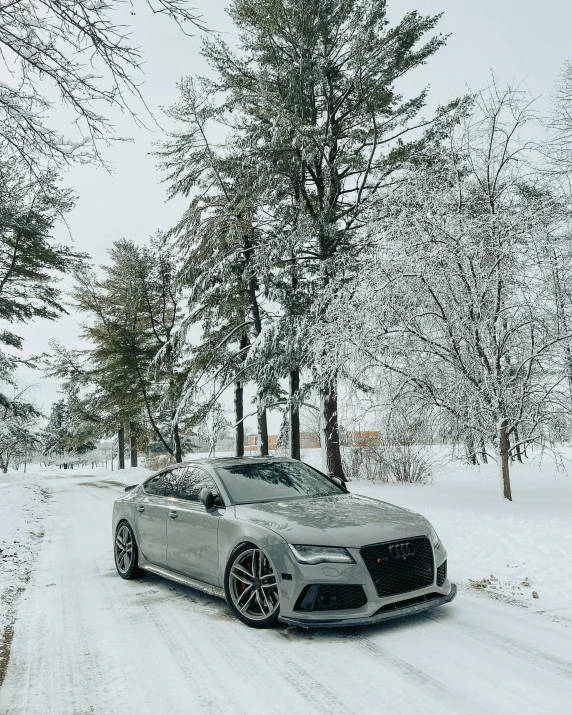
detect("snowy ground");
top-left (0, 474), bottom-right (51, 687)
top-left (0, 454), bottom-right (571, 713)
top-left (0, 480), bottom-right (43, 631)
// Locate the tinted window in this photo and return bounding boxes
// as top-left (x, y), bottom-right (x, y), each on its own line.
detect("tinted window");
top-left (144, 469), bottom-right (180, 497)
top-left (215, 461), bottom-right (343, 505)
top-left (173, 467), bottom-right (220, 502)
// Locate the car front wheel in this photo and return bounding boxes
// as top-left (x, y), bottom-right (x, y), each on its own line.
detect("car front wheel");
top-left (224, 544), bottom-right (280, 628)
top-left (114, 521), bottom-right (145, 580)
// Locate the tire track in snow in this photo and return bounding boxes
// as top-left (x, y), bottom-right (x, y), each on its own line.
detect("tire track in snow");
top-left (135, 577), bottom-right (352, 715)
top-left (135, 598), bottom-right (232, 715)
top-left (425, 610), bottom-right (572, 681)
top-left (338, 630), bottom-right (488, 715)
top-left (0, 487), bottom-right (112, 715)
top-left (120, 568), bottom-right (359, 714)
top-left (51, 487), bottom-right (123, 715)
top-left (252, 633), bottom-right (356, 714)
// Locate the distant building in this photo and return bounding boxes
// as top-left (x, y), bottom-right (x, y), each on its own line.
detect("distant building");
top-left (244, 431), bottom-right (379, 452)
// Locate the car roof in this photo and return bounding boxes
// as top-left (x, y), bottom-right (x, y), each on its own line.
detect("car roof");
top-left (159, 456), bottom-right (293, 472)
top-left (190, 456), bottom-right (294, 468)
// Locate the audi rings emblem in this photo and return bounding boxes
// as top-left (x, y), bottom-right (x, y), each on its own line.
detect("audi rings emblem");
top-left (389, 542), bottom-right (415, 559)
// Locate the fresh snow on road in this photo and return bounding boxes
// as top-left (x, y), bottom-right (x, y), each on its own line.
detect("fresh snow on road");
top-left (0, 457), bottom-right (571, 714)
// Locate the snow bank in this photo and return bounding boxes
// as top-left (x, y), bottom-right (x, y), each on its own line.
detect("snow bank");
top-left (0, 474), bottom-right (48, 634)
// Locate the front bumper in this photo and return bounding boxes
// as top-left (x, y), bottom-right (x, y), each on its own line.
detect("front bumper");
top-left (279, 583), bottom-right (457, 628)
top-left (265, 536), bottom-right (454, 627)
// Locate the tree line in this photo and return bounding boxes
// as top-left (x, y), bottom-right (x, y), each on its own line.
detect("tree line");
top-left (49, 0), bottom-right (449, 477)
top-left (3, 1), bottom-right (572, 501)
top-left (0, 0), bottom-right (202, 471)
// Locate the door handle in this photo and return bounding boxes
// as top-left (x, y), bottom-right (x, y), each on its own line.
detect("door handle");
top-left (137, 506), bottom-right (145, 513)
top-left (169, 511), bottom-right (178, 519)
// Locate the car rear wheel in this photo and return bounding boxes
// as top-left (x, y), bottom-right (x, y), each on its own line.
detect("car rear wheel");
top-left (225, 544), bottom-right (280, 628)
top-left (114, 521), bottom-right (146, 580)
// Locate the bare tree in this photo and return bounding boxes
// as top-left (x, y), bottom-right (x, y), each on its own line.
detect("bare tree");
top-left (547, 59), bottom-right (572, 170)
top-left (318, 82), bottom-right (572, 500)
top-left (197, 402), bottom-right (230, 457)
top-left (0, 0), bottom-right (204, 169)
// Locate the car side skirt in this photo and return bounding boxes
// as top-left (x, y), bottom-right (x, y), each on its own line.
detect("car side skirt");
top-left (278, 583), bottom-right (457, 628)
top-left (143, 563), bottom-right (226, 600)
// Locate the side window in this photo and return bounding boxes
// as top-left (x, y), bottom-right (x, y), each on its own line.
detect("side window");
top-left (144, 469), bottom-right (179, 497)
top-left (173, 467), bottom-right (219, 502)
top-left (162, 469), bottom-right (180, 498)
top-left (144, 472), bottom-right (166, 496)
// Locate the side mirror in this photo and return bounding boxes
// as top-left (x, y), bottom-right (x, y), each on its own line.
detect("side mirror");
top-left (199, 488), bottom-right (216, 512)
top-left (124, 484), bottom-right (138, 493)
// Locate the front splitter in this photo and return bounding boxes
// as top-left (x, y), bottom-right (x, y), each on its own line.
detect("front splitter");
top-left (279, 583), bottom-right (457, 629)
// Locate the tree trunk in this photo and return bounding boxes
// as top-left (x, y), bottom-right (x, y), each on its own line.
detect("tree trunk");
top-left (130, 423), bottom-right (138, 467)
top-left (173, 423), bottom-right (183, 463)
top-left (289, 368), bottom-right (301, 460)
top-left (496, 420), bottom-right (512, 501)
top-left (257, 396), bottom-right (268, 456)
top-left (243, 235), bottom-right (270, 458)
top-left (319, 379), bottom-right (345, 480)
top-left (480, 437), bottom-right (488, 464)
top-left (465, 434), bottom-right (477, 465)
top-left (510, 427), bottom-right (523, 463)
top-left (235, 380), bottom-right (244, 457)
top-left (118, 425), bottom-right (125, 470)
top-left (258, 404), bottom-right (269, 456)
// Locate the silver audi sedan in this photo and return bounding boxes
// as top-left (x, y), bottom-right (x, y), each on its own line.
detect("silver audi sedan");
top-left (112, 457), bottom-right (456, 628)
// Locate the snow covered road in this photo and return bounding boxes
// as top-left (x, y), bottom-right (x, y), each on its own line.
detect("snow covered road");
top-left (1, 471), bottom-right (571, 714)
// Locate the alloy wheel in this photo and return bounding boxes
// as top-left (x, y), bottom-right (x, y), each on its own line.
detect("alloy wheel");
top-left (228, 548), bottom-right (279, 621)
top-left (115, 524), bottom-right (133, 574)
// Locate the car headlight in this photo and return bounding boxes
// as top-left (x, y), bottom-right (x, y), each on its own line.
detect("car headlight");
top-left (288, 544), bottom-right (355, 565)
top-left (428, 527), bottom-right (442, 550)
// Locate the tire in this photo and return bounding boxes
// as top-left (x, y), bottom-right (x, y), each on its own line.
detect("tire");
top-left (224, 544), bottom-right (280, 628)
top-left (114, 520), bottom-right (146, 580)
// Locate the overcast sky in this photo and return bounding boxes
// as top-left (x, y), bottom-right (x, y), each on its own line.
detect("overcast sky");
top-left (14, 0), bottom-right (572, 430)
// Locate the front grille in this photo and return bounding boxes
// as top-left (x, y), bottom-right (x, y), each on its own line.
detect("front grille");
top-left (437, 560), bottom-right (447, 586)
top-left (294, 584), bottom-right (367, 612)
top-left (361, 536), bottom-right (434, 598)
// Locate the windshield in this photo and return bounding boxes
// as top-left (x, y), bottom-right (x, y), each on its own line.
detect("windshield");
top-left (215, 461), bottom-right (343, 505)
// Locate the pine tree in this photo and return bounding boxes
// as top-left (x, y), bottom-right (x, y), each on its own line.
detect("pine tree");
top-left (198, 0), bottom-right (448, 477)
top-left (69, 237), bottom-right (189, 463)
top-left (158, 81), bottom-right (277, 456)
top-left (0, 160), bottom-right (85, 425)
top-left (42, 398), bottom-right (96, 467)
top-left (0, 386), bottom-right (42, 472)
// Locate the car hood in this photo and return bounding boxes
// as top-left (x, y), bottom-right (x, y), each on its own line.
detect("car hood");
top-left (234, 493), bottom-right (431, 548)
